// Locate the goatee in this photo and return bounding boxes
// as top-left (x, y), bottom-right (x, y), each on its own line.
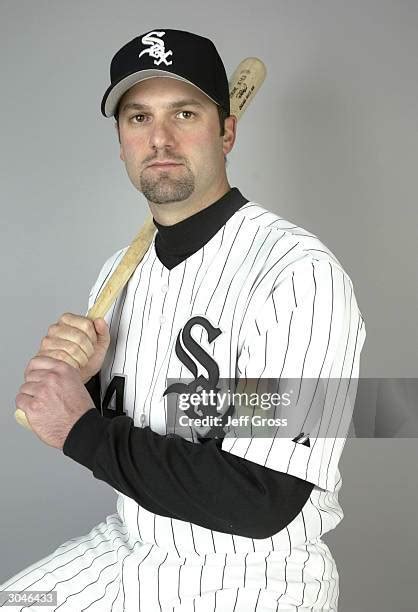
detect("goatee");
top-left (140, 167), bottom-right (195, 204)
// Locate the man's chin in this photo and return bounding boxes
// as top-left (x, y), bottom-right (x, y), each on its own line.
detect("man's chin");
top-left (140, 180), bottom-right (195, 205)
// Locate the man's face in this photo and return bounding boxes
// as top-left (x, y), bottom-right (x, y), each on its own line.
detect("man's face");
top-left (116, 77), bottom-right (235, 206)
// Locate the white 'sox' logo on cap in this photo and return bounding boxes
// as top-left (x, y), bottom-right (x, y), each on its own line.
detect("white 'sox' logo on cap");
top-left (138, 31), bottom-right (173, 66)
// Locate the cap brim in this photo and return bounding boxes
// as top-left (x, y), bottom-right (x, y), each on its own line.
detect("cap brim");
top-left (101, 69), bottom-right (219, 117)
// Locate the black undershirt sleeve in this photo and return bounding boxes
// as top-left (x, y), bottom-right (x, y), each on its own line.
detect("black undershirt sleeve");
top-left (64, 383), bottom-right (314, 540)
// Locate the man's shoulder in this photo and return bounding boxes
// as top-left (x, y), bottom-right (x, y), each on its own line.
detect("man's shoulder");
top-left (98, 246), bottom-right (129, 277)
top-left (234, 200), bottom-right (345, 272)
top-left (88, 246), bottom-right (128, 299)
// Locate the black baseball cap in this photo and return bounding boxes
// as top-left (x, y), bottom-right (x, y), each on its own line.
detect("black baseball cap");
top-left (101, 29), bottom-right (230, 118)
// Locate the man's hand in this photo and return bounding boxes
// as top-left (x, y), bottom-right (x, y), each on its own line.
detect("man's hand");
top-left (16, 356), bottom-right (96, 449)
top-left (38, 313), bottom-right (110, 383)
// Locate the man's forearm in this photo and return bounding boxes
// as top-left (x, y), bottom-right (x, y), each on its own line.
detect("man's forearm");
top-left (63, 407), bottom-right (314, 539)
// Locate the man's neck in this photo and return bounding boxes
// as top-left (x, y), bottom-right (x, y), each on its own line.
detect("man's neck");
top-left (147, 178), bottom-right (231, 226)
top-left (152, 187), bottom-right (249, 270)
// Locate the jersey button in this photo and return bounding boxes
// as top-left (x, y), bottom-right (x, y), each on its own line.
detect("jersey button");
top-left (160, 315), bottom-right (166, 324)
top-left (161, 284), bottom-right (168, 293)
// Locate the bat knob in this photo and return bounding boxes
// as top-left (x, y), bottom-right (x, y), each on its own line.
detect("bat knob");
top-left (15, 408), bottom-right (32, 430)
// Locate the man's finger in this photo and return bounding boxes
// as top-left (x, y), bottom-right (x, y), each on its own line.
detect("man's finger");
top-left (24, 355), bottom-right (69, 375)
top-left (24, 351), bottom-right (80, 380)
top-left (38, 341), bottom-right (88, 368)
top-left (58, 313), bottom-right (98, 346)
top-left (23, 369), bottom-right (45, 383)
top-left (15, 392), bottom-right (33, 413)
top-left (18, 381), bottom-right (43, 397)
top-left (44, 323), bottom-right (96, 355)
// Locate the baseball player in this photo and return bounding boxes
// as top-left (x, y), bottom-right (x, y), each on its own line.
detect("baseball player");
top-left (1, 29), bottom-right (366, 611)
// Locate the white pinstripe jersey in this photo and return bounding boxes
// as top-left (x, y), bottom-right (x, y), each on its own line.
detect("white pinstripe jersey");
top-left (86, 199), bottom-right (366, 608)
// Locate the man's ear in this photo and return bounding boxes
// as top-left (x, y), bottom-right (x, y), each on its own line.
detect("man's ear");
top-left (222, 115), bottom-right (237, 155)
top-left (114, 122), bottom-right (125, 160)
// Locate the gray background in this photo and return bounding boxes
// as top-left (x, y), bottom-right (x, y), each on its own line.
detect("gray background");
top-left (1, 1), bottom-right (417, 610)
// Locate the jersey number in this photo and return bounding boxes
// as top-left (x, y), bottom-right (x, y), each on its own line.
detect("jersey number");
top-left (102, 375), bottom-right (126, 418)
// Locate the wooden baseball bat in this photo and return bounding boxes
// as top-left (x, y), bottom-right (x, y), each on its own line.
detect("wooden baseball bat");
top-left (15, 57), bottom-right (267, 430)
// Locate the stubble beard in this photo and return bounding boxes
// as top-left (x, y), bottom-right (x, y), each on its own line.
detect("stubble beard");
top-left (139, 164), bottom-right (195, 204)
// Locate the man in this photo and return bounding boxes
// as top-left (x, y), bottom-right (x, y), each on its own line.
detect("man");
top-left (2, 29), bottom-right (366, 611)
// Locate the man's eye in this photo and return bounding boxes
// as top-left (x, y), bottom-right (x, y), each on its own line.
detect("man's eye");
top-left (131, 114), bottom-right (147, 123)
top-left (178, 111), bottom-right (195, 119)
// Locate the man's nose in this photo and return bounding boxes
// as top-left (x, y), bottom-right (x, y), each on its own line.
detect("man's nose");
top-left (148, 117), bottom-right (175, 150)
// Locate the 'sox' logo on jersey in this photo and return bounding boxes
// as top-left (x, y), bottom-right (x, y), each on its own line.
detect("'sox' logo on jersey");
top-left (138, 31), bottom-right (173, 66)
top-left (164, 316), bottom-right (221, 398)
top-left (163, 316), bottom-right (234, 439)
